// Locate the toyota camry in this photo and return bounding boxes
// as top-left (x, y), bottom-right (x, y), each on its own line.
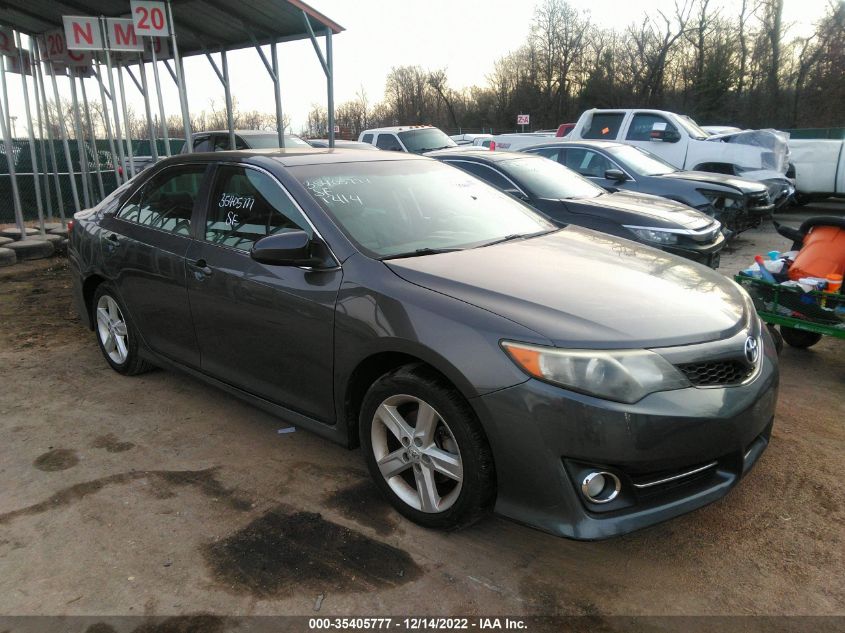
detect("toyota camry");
top-left (68, 149), bottom-right (778, 539)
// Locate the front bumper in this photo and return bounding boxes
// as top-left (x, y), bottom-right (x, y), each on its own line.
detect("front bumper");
top-left (471, 331), bottom-right (779, 540)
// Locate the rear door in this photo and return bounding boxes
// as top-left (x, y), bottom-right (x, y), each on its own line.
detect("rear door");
top-left (185, 163), bottom-right (342, 422)
top-left (99, 163), bottom-right (210, 367)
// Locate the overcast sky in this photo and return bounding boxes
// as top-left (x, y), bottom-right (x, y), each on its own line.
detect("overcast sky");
top-left (1, 0), bottom-right (833, 138)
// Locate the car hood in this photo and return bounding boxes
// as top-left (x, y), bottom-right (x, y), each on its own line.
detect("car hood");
top-left (569, 191), bottom-right (713, 230)
top-left (386, 227), bottom-right (748, 348)
top-left (660, 170), bottom-right (768, 194)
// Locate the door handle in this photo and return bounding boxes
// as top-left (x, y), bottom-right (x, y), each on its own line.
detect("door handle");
top-left (105, 233), bottom-right (122, 247)
top-left (190, 258), bottom-right (213, 276)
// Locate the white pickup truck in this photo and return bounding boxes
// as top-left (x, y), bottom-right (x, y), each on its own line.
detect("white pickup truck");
top-left (569, 109), bottom-right (795, 207)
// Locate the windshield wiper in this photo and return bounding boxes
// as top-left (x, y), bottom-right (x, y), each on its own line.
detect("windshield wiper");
top-left (382, 247), bottom-right (463, 260)
top-left (479, 229), bottom-right (557, 247)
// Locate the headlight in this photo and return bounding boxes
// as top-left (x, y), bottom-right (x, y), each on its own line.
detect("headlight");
top-left (698, 189), bottom-right (744, 211)
top-left (624, 226), bottom-right (679, 244)
top-left (501, 342), bottom-right (691, 403)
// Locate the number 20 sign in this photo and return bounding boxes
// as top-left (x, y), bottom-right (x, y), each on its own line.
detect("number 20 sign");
top-left (130, 1), bottom-right (170, 37)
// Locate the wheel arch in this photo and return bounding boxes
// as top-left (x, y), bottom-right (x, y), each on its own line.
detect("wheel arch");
top-left (342, 349), bottom-right (478, 449)
top-left (82, 273), bottom-right (108, 330)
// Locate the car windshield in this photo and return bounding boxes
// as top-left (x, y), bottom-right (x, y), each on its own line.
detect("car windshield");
top-left (292, 160), bottom-right (555, 259)
top-left (607, 145), bottom-right (678, 176)
top-left (676, 115), bottom-right (710, 140)
top-left (397, 128), bottom-right (457, 153)
top-left (245, 134), bottom-right (312, 149)
top-left (498, 156), bottom-right (604, 199)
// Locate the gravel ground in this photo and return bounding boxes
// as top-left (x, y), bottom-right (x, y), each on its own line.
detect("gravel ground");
top-left (0, 204), bottom-right (843, 621)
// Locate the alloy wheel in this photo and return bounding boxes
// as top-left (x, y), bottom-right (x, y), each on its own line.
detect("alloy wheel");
top-left (96, 294), bottom-right (129, 365)
top-left (370, 394), bottom-right (463, 513)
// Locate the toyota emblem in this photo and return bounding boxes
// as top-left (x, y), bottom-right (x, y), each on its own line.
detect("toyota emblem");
top-left (744, 336), bottom-right (760, 364)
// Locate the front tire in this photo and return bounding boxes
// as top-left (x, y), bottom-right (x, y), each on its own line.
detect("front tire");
top-left (780, 326), bottom-right (822, 349)
top-left (93, 284), bottom-right (153, 375)
top-left (359, 364), bottom-right (495, 530)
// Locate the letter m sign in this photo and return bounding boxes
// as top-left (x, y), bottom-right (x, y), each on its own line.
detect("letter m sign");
top-left (62, 16), bottom-right (104, 50)
top-left (106, 18), bottom-right (144, 52)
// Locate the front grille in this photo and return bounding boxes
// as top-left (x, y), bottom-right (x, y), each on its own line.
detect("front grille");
top-left (677, 360), bottom-right (754, 386)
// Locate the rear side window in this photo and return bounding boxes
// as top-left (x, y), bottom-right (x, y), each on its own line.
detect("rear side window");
top-left (376, 134), bottom-right (402, 151)
top-left (361, 133), bottom-right (373, 144)
top-left (626, 114), bottom-right (679, 141)
top-left (562, 148), bottom-right (614, 177)
top-left (193, 136), bottom-right (213, 152)
top-left (447, 161), bottom-right (514, 191)
top-left (205, 165), bottom-right (312, 251)
top-left (582, 113), bottom-right (625, 140)
top-left (117, 164), bottom-right (206, 235)
top-left (528, 147), bottom-right (562, 162)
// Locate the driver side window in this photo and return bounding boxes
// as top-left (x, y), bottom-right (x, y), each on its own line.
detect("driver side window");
top-left (117, 164), bottom-right (206, 235)
top-left (205, 165), bottom-right (312, 251)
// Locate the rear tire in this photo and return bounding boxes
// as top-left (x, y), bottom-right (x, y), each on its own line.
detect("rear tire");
top-left (92, 283), bottom-right (154, 376)
top-left (781, 326), bottom-right (822, 349)
top-left (359, 364), bottom-right (495, 530)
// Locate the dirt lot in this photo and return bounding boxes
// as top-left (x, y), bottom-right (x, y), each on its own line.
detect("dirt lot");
top-left (1, 207), bottom-right (843, 620)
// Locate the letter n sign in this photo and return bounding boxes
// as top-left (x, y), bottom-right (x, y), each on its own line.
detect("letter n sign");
top-left (106, 18), bottom-right (144, 52)
top-left (62, 16), bottom-right (104, 51)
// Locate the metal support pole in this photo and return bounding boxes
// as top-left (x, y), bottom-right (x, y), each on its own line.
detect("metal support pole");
top-left (116, 62), bottom-right (136, 178)
top-left (99, 20), bottom-right (128, 182)
top-left (326, 29), bottom-right (334, 148)
top-left (15, 32), bottom-right (45, 234)
top-left (93, 63), bottom-right (122, 186)
top-left (49, 64), bottom-right (82, 213)
top-left (30, 38), bottom-right (54, 220)
top-left (0, 50), bottom-right (10, 138)
top-left (206, 50), bottom-right (235, 150)
top-left (131, 59), bottom-right (158, 161)
top-left (222, 50), bottom-right (235, 150)
top-left (271, 43), bottom-right (284, 148)
top-left (68, 72), bottom-right (92, 208)
top-left (0, 70), bottom-right (26, 239)
top-left (33, 42), bottom-right (65, 225)
top-left (150, 42), bottom-right (170, 156)
top-left (166, 0), bottom-right (192, 151)
top-left (79, 70), bottom-right (105, 199)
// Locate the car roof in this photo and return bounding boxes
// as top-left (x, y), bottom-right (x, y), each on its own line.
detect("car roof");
top-left (361, 125), bottom-right (435, 134)
top-left (160, 147), bottom-right (426, 167)
top-left (427, 149), bottom-right (531, 163)
top-left (195, 130), bottom-right (299, 137)
top-left (523, 140), bottom-right (625, 150)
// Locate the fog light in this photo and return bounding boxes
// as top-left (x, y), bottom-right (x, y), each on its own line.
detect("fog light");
top-left (581, 471), bottom-right (621, 504)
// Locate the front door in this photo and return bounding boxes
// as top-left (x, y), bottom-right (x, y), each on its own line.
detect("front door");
top-left (186, 163), bottom-right (342, 422)
top-left (99, 163), bottom-right (209, 367)
top-left (622, 112), bottom-right (687, 168)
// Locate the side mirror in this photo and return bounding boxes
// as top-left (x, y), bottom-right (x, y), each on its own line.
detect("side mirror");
top-left (604, 169), bottom-right (627, 182)
top-left (649, 128), bottom-right (680, 143)
top-left (251, 230), bottom-right (322, 267)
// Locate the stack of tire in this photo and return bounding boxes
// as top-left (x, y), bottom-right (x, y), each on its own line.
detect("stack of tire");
top-left (0, 223), bottom-right (67, 267)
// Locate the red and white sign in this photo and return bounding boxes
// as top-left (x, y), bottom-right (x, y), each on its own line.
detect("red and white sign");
top-left (5, 51), bottom-right (32, 75)
top-left (131, 1), bottom-right (170, 37)
top-left (142, 36), bottom-right (171, 61)
top-left (0, 27), bottom-right (15, 57)
top-left (517, 114), bottom-right (530, 126)
top-left (63, 15), bottom-right (104, 50)
top-left (107, 18), bottom-right (144, 52)
top-left (42, 30), bottom-right (94, 66)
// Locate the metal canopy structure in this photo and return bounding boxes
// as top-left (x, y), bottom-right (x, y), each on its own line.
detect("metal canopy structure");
top-left (0, 1), bottom-right (343, 53)
top-left (0, 0), bottom-right (343, 244)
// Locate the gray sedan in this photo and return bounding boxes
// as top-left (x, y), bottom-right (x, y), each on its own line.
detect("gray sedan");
top-left (67, 149), bottom-right (778, 539)
top-left (523, 140), bottom-right (775, 235)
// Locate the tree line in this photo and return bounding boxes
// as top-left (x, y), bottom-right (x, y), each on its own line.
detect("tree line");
top-left (305, 0), bottom-right (845, 137)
